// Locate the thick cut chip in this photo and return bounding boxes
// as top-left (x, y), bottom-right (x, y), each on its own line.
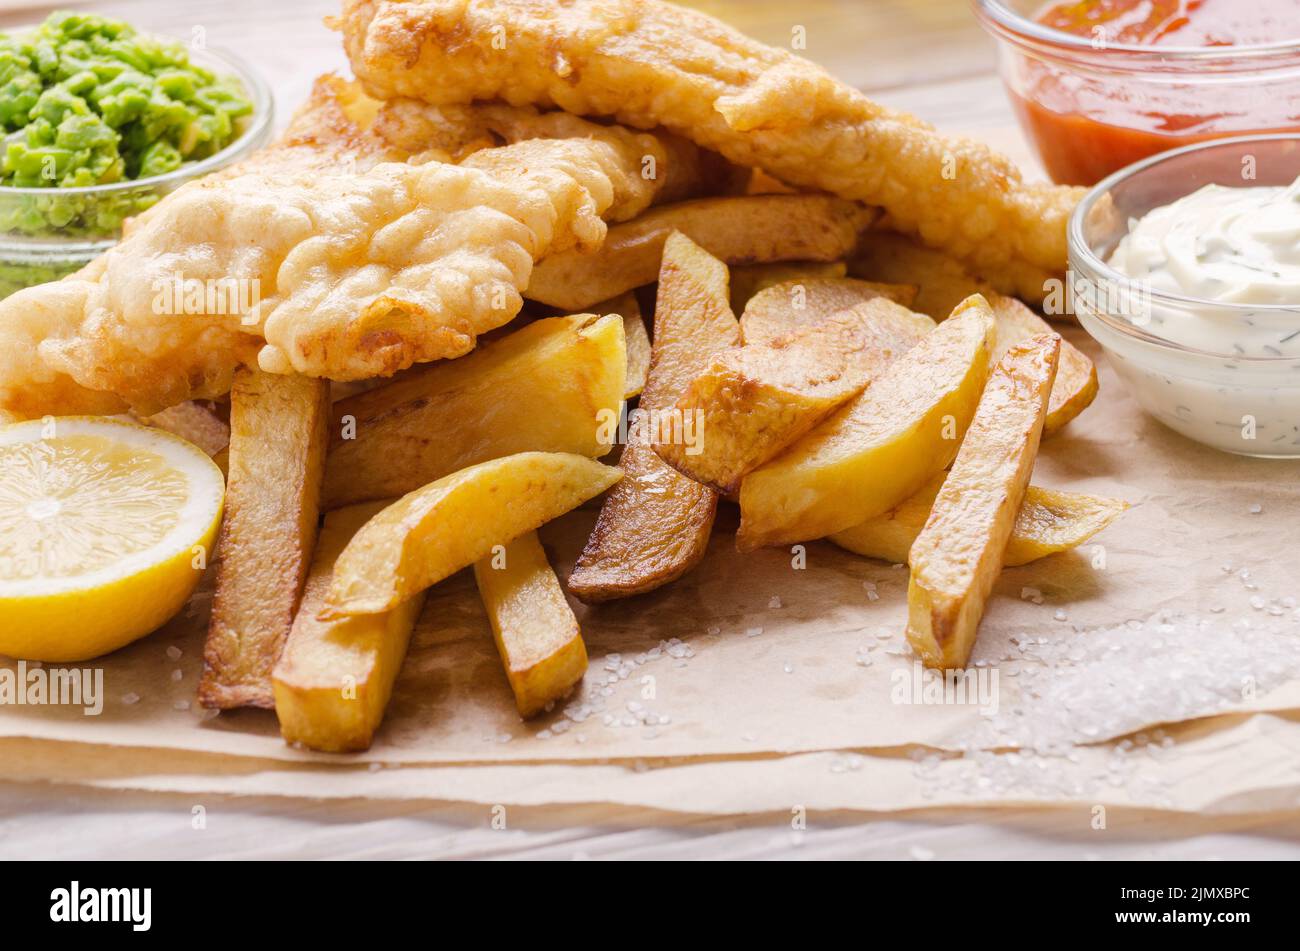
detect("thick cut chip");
top-left (737, 295), bottom-right (995, 550)
top-left (658, 298), bottom-right (930, 493)
top-left (739, 278), bottom-right (926, 345)
top-left (851, 230), bottom-right (989, 322)
top-left (851, 232), bottom-right (1097, 433)
top-left (637, 233), bottom-right (744, 411)
top-left (324, 452), bottom-right (621, 616)
top-left (136, 401), bottom-right (230, 458)
top-left (323, 313), bottom-right (625, 508)
top-left (568, 232), bottom-right (740, 602)
top-left (907, 334), bottom-right (1061, 669)
top-left (272, 502), bottom-right (428, 752)
top-left (526, 195), bottom-right (876, 310)
top-left (567, 440), bottom-right (719, 602)
top-left (829, 475), bottom-right (1128, 566)
top-left (199, 369), bottom-right (330, 709)
top-left (592, 293), bottom-right (651, 399)
top-left (473, 531), bottom-right (588, 717)
top-left (728, 261), bottom-right (848, 315)
top-left (990, 295), bottom-right (1097, 435)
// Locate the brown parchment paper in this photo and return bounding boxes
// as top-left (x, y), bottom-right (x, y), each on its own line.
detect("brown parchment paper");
top-left (4, 712), bottom-right (1300, 817)
top-left (3, 328), bottom-right (1300, 813)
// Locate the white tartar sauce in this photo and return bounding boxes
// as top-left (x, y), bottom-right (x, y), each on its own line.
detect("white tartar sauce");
top-left (1080, 177), bottom-right (1300, 456)
top-left (1108, 178), bottom-right (1300, 357)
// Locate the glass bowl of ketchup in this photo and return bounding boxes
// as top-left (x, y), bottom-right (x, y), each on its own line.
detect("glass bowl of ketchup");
top-left (973, 0), bottom-right (1300, 186)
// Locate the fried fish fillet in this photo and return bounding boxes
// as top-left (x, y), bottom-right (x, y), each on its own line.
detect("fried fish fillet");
top-left (0, 82), bottom-right (701, 419)
top-left (340, 0), bottom-right (1083, 301)
top-left (0, 75), bottom-right (399, 420)
top-left (373, 99), bottom-right (732, 203)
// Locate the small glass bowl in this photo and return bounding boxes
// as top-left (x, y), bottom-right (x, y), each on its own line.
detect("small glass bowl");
top-left (972, 0), bottom-right (1300, 186)
top-left (0, 38), bottom-right (273, 299)
top-left (1069, 133), bottom-right (1300, 458)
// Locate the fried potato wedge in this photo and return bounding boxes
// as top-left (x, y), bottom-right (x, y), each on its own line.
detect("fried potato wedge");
top-left (473, 531), bottom-right (587, 717)
top-left (990, 295), bottom-right (1097, 435)
top-left (323, 314), bottom-right (626, 509)
top-left (137, 401), bottom-right (230, 458)
top-left (907, 334), bottom-right (1061, 669)
top-left (325, 452), bottom-right (621, 616)
top-left (199, 369), bottom-right (330, 710)
top-left (830, 474), bottom-right (1128, 566)
top-left (272, 502), bottom-right (427, 753)
top-left (739, 277), bottom-right (925, 345)
top-left (526, 195), bottom-right (876, 310)
top-left (850, 232), bottom-right (1096, 432)
top-left (850, 230), bottom-right (985, 321)
top-left (568, 232), bottom-right (740, 602)
top-left (658, 298), bottom-right (930, 493)
top-left (594, 292), bottom-right (651, 399)
top-left (567, 441), bottom-right (718, 602)
top-left (638, 232), bottom-right (744, 410)
top-left (728, 260), bottom-right (847, 315)
top-left (737, 295), bottom-right (996, 550)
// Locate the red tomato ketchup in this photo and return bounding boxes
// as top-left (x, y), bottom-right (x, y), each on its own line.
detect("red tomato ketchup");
top-left (993, 0), bottom-right (1300, 185)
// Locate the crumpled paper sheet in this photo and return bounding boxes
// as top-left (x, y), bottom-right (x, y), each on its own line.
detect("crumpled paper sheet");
top-left (3, 329), bottom-right (1300, 809)
top-left (4, 712), bottom-right (1299, 817)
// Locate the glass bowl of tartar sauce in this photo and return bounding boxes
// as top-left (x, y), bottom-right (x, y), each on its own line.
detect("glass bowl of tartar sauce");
top-left (1069, 133), bottom-right (1300, 457)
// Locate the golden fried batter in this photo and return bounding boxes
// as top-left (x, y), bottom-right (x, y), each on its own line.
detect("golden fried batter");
top-left (0, 80), bottom-right (692, 418)
top-left (340, 0), bottom-right (1083, 300)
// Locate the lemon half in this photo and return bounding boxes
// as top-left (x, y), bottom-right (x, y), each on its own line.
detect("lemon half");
top-left (0, 416), bottom-right (225, 662)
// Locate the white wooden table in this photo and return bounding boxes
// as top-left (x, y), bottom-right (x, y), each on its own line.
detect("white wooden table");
top-left (2, 0), bottom-right (1298, 859)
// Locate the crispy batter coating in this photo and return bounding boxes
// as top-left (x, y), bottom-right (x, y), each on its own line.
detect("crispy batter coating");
top-left (0, 80), bottom-right (684, 418)
top-left (341, 0), bottom-right (1083, 299)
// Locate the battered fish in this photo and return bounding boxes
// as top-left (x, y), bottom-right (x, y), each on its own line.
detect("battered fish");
top-left (0, 80), bottom-right (707, 418)
top-left (340, 0), bottom-right (1083, 300)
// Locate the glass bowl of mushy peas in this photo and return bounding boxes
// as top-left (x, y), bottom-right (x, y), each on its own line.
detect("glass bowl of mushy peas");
top-left (0, 11), bottom-right (273, 298)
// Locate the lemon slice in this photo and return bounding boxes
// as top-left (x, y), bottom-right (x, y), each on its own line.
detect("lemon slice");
top-left (0, 416), bottom-right (225, 662)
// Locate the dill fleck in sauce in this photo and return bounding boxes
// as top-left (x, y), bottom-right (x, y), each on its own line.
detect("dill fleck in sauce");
top-left (1091, 176), bottom-right (1300, 456)
top-left (1109, 178), bottom-right (1300, 358)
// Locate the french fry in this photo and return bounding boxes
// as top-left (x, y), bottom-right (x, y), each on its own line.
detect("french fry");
top-left (272, 502), bottom-right (427, 752)
top-left (907, 334), bottom-right (1061, 669)
top-left (657, 298), bottom-right (931, 493)
top-left (850, 231), bottom-right (1096, 433)
top-left (473, 531), bottom-right (587, 717)
top-left (567, 442), bottom-right (719, 601)
top-left (322, 314), bottom-right (626, 509)
top-left (990, 294), bottom-right (1098, 435)
top-left (850, 230), bottom-right (986, 321)
top-left (737, 295), bottom-right (995, 550)
top-left (568, 232), bottom-right (740, 602)
top-left (199, 368), bottom-right (330, 710)
top-left (829, 474), bottom-right (1128, 566)
top-left (136, 401), bottom-right (230, 458)
top-left (526, 195), bottom-right (877, 310)
top-left (637, 233), bottom-right (743, 410)
top-left (324, 452), bottom-right (621, 617)
top-left (593, 293), bottom-right (651, 399)
top-left (739, 277), bottom-right (926, 345)
top-left (728, 260), bottom-right (847, 315)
